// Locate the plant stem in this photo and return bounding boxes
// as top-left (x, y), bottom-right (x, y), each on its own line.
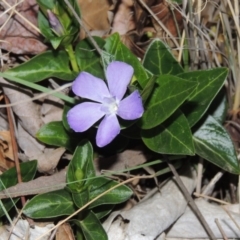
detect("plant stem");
top-left (65, 44), bottom-right (79, 72)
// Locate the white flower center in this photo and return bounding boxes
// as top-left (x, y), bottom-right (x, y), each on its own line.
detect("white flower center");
top-left (101, 97), bottom-right (119, 115)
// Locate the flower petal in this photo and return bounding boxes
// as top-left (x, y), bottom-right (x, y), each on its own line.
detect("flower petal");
top-left (96, 114), bottom-right (120, 147)
top-left (117, 90), bottom-right (144, 120)
top-left (72, 72), bottom-right (111, 102)
top-left (106, 61), bottom-right (134, 101)
top-left (67, 102), bottom-right (105, 132)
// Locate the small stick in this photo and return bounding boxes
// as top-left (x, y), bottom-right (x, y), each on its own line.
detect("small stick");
top-left (165, 157), bottom-right (217, 240)
top-left (4, 96), bottom-right (25, 206)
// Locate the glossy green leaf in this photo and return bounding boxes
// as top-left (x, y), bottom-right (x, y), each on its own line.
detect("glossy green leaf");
top-left (140, 75), bottom-right (197, 129)
top-left (193, 115), bottom-right (239, 174)
top-left (142, 110), bottom-right (195, 155)
top-left (67, 141), bottom-right (95, 193)
top-left (143, 39), bottom-right (183, 75)
top-left (0, 161), bottom-right (37, 191)
top-left (0, 161), bottom-right (37, 217)
top-left (104, 33), bottom-right (149, 88)
top-left (140, 75), bottom-right (156, 104)
top-left (72, 189), bottom-right (89, 209)
top-left (36, 121), bottom-right (78, 151)
top-left (92, 204), bottom-right (115, 219)
top-left (208, 89), bottom-right (227, 123)
top-left (76, 37), bottom-right (105, 79)
top-left (89, 177), bottom-right (132, 208)
top-left (74, 211), bottom-right (108, 240)
top-left (23, 189), bottom-right (76, 218)
top-left (178, 68), bottom-right (228, 127)
top-left (5, 50), bottom-right (74, 82)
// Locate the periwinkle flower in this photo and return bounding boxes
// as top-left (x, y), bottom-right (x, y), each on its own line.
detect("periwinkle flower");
top-left (67, 61), bottom-right (144, 147)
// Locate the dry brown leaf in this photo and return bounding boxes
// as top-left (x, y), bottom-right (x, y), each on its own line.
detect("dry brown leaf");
top-left (95, 149), bottom-right (150, 174)
top-left (0, 0), bottom-right (47, 54)
top-left (41, 94), bottom-right (64, 124)
top-left (56, 223), bottom-right (75, 240)
top-left (0, 169), bottom-right (66, 199)
top-left (111, 0), bottom-right (135, 35)
top-left (151, 0), bottom-right (183, 38)
top-left (0, 130), bottom-right (15, 170)
top-left (17, 123), bottom-right (65, 173)
top-left (0, 77), bottom-right (43, 137)
top-left (78, 0), bottom-right (111, 38)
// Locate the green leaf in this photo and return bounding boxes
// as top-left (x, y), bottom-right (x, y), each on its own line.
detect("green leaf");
top-left (73, 211), bottom-right (108, 240)
top-left (5, 50), bottom-right (74, 82)
top-left (104, 33), bottom-right (149, 88)
top-left (36, 121), bottom-right (78, 151)
top-left (89, 177), bottom-right (132, 208)
top-left (72, 189), bottom-right (89, 209)
top-left (178, 68), bottom-right (228, 127)
top-left (23, 189), bottom-right (76, 218)
top-left (76, 37), bottom-right (105, 79)
top-left (193, 115), bottom-right (239, 174)
top-left (140, 75), bottom-right (197, 129)
top-left (143, 39), bottom-right (183, 75)
top-left (142, 110), bottom-right (195, 155)
top-left (208, 89), bottom-right (227, 123)
top-left (66, 141), bottom-right (95, 194)
top-left (140, 75), bottom-right (156, 104)
top-left (92, 204), bottom-right (115, 219)
top-left (0, 161), bottom-right (37, 217)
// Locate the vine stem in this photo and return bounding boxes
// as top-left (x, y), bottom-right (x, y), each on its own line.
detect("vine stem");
top-left (65, 44), bottom-right (79, 72)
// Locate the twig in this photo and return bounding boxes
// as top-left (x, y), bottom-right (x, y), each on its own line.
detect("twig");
top-left (137, 0), bottom-right (180, 48)
top-left (215, 218), bottom-right (228, 240)
top-left (63, 0), bottom-right (102, 56)
top-left (165, 157), bottom-right (217, 240)
top-left (4, 96), bottom-right (25, 206)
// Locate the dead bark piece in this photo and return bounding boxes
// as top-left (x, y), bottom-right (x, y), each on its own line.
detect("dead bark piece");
top-left (103, 162), bottom-right (197, 239)
top-left (0, 77), bottom-right (43, 137)
top-left (0, 169), bottom-right (66, 199)
top-left (0, 0), bottom-right (47, 54)
top-left (167, 199), bottom-right (240, 239)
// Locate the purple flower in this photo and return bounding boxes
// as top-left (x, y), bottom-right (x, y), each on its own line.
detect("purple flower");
top-left (67, 61), bottom-right (144, 147)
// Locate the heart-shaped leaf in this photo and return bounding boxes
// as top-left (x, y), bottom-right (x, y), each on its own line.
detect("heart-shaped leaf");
top-left (193, 115), bottom-right (239, 174)
top-left (140, 75), bottom-right (197, 129)
top-left (179, 68), bottom-right (228, 127)
top-left (142, 110), bottom-right (195, 155)
top-left (143, 39), bottom-right (184, 75)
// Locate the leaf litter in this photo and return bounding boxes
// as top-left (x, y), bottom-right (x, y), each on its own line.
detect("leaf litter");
top-left (0, 0), bottom-right (240, 239)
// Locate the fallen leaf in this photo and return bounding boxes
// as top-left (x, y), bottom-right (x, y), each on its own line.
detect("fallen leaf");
top-left (103, 162), bottom-right (197, 239)
top-left (56, 223), bottom-right (75, 240)
top-left (167, 199), bottom-right (240, 239)
top-left (0, 77), bottom-right (43, 137)
top-left (78, 0), bottom-right (111, 38)
top-left (0, 0), bottom-right (47, 54)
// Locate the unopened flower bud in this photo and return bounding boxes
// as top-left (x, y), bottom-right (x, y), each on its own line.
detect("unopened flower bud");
top-left (47, 9), bottom-right (64, 36)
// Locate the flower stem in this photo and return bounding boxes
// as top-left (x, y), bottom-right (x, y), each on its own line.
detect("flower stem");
top-left (65, 44), bottom-right (79, 72)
